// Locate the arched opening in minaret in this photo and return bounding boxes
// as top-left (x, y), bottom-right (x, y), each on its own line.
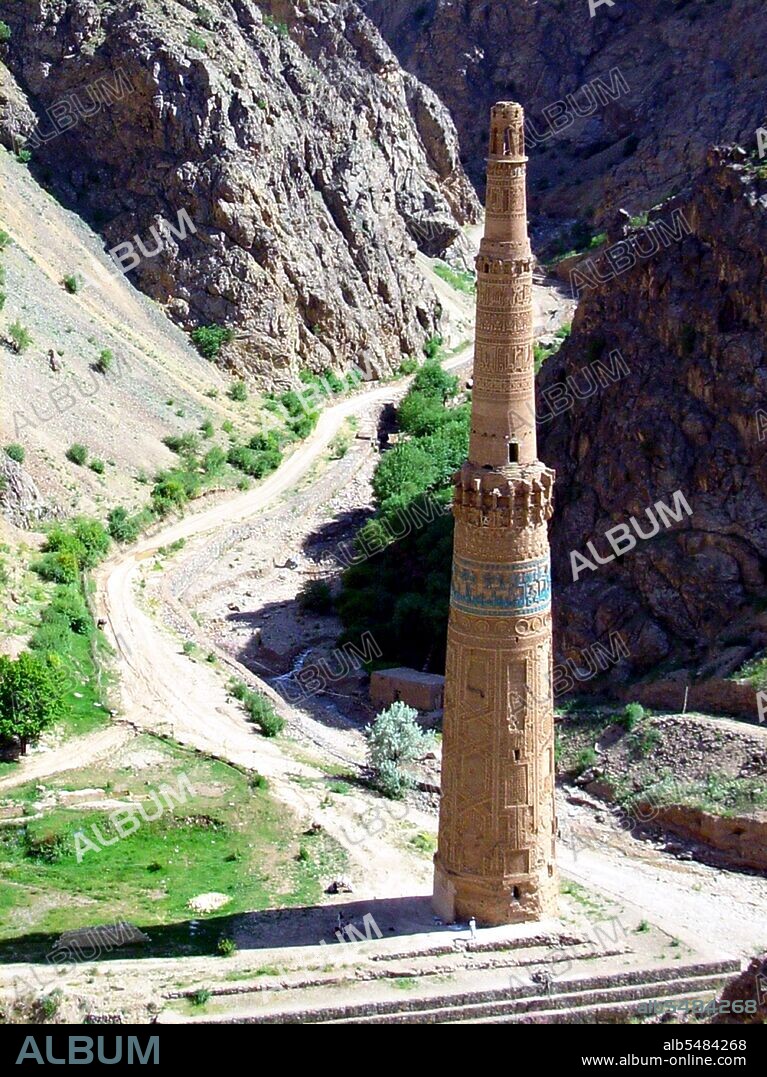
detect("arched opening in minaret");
top-left (512, 886), bottom-right (521, 901)
top-left (508, 440), bottom-right (519, 464)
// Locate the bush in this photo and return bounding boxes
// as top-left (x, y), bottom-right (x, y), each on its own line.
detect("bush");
top-left (297, 579), bottom-right (333, 614)
top-left (66, 443), bottom-right (88, 466)
top-left (216, 936), bottom-right (237, 956)
top-left (366, 701), bottom-right (429, 799)
top-left (40, 585), bottom-right (91, 635)
top-left (63, 274), bottom-right (80, 294)
top-left (195, 4), bottom-right (214, 28)
top-left (151, 469), bottom-right (201, 516)
top-left (202, 446), bottom-right (227, 474)
top-left (411, 361), bottom-right (458, 402)
top-left (32, 551), bottom-right (80, 584)
top-left (0, 229), bottom-right (11, 250)
top-left (191, 989), bottom-right (210, 1006)
top-left (8, 321), bottom-right (32, 353)
top-left (244, 691), bottom-right (284, 737)
top-left (200, 418), bottom-right (214, 439)
top-left (0, 292), bottom-right (5, 312)
top-left (191, 325), bottom-right (233, 359)
top-left (94, 348), bottom-right (113, 374)
top-left (574, 747), bottom-right (598, 775)
top-left (288, 411), bottom-right (318, 439)
top-left (248, 430), bottom-right (281, 453)
top-left (227, 444), bottom-right (280, 478)
top-left (187, 30), bottom-right (207, 50)
top-left (228, 380), bottom-right (248, 402)
top-left (620, 702), bottom-right (646, 731)
top-left (229, 679), bottom-right (284, 736)
top-left (422, 335), bottom-right (443, 361)
top-left (43, 518), bottom-right (110, 569)
top-left (397, 356), bottom-right (419, 376)
top-left (89, 458), bottom-right (105, 475)
top-left (0, 21), bottom-right (11, 43)
top-left (4, 443), bottom-right (24, 464)
top-left (163, 432), bottom-right (200, 458)
top-left (107, 506), bottom-right (143, 543)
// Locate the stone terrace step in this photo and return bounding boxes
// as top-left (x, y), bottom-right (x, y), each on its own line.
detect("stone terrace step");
top-left (333, 972), bottom-right (732, 1025)
top-left (207, 958), bottom-right (739, 1025)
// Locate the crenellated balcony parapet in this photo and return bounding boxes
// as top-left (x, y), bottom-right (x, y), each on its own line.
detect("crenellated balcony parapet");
top-left (452, 460), bottom-right (555, 529)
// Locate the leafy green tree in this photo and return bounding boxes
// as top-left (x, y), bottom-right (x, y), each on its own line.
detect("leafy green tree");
top-left (0, 652), bottom-right (66, 754)
top-left (366, 702), bottom-right (430, 799)
top-left (411, 360), bottom-right (457, 401)
top-left (107, 506), bottom-right (142, 543)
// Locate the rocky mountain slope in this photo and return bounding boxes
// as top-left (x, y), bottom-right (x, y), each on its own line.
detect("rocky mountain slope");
top-left (0, 147), bottom-right (242, 519)
top-left (0, 0), bottom-right (479, 383)
top-left (538, 146), bottom-right (767, 690)
top-left (367, 0), bottom-right (767, 225)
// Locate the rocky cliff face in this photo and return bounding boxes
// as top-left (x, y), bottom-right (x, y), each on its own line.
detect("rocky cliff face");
top-left (537, 147), bottom-right (767, 688)
top-left (0, 0), bottom-right (479, 384)
top-left (367, 0), bottom-right (767, 225)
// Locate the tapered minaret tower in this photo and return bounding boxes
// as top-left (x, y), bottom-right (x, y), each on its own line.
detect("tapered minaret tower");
top-left (433, 103), bottom-right (557, 926)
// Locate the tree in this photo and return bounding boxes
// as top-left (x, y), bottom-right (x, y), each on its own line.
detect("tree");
top-left (366, 701), bottom-right (430, 799)
top-left (0, 652), bottom-right (66, 754)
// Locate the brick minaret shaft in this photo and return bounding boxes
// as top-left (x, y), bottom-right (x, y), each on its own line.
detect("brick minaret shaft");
top-left (433, 103), bottom-right (558, 926)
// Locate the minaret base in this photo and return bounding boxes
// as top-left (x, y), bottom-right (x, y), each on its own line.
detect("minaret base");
top-left (433, 856), bottom-right (559, 927)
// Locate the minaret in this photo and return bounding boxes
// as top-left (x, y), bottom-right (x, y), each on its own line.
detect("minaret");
top-left (433, 103), bottom-right (557, 926)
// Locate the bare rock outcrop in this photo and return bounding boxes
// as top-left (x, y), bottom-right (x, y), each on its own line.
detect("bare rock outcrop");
top-left (0, 453), bottom-right (54, 527)
top-left (0, 0), bottom-right (479, 384)
top-left (537, 147), bottom-right (767, 686)
top-left (368, 0), bottom-right (767, 222)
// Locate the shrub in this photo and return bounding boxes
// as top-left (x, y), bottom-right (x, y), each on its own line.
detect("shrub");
top-left (191, 325), bottom-right (233, 359)
top-left (195, 4), bottom-right (214, 28)
top-left (0, 229), bottom-right (11, 249)
top-left (227, 444), bottom-right (280, 478)
top-left (0, 292), bottom-right (5, 312)
top-left (411, 361), bottom-right (457, 402)
top-left (187, 30), bottom-right (207, 51)
top-left (16, 148), bottom-right (31, 164)
top-left (297, 579), bottom-right (333, 614)
top-left (94, 348), bottom-right (113, 374)
top-left (620, 702), bottom-right (646, 731)
top-left (163, 432), bottom-right (200, 458)
top-left (248, 430), bottom-right (281, 453)
top-left (66, 443), bottom-right (88, 466)
top-left (89, 458), bottom-right (105, 474)
top-left (8, 321), bottom-right (32, 353)
top-left (0, 21), bottom-right (11, 43)
top-left (202, 446), bottom-right (227, 474)
top-left (62, 274), bottom-right (80, 294)
top-left (4, 443), bottom-right (24, 464)
top-left (422, 335), bottom-right (443, 361)
top-left (216, 936), bottom-right (237, 956)
top-left (228, 380), bottom-right (248, 402)
top-left (288, 411), bottom-right (318, 438)
top-left (574, 747), bottom-right (598, 775)
top-left (40, 989), bottom-right (63, 1020)
top-left (43, 518), bottom-right (110, 569)
top-left (200, 418), bottom-right (214, 439)
top-left (191, 989), bottom-right (210, 1006)
top-left (41, 585), bottom-right (91, 635)
top-left (107, 507), bottom-right (143, 543)
top-left (365, 701), bottom-right (429, 799)
top-left (244, 691), bottom-right (284, 737)
top-left (151, 469), bottom-right (201, 516)
top-left (32, 551), bottom-right (80, 584)
top-left (397, 356), bottom-right (418, 376)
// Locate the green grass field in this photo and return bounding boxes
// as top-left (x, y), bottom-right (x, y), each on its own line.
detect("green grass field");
top-left (0, 736), bottom-right (346, 961)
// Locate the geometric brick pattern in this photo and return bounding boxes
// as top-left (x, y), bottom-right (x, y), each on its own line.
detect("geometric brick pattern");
top-left (433, 103), bottom-right (558, 926)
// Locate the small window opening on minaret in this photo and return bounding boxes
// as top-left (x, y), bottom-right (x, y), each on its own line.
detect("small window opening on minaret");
top-left (512, 886), bottom-right (520, 901)
top-left (508, 441), bottom-right (519, 464)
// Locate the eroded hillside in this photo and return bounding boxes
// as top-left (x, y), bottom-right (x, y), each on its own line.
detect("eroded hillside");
top-left (0, 0), bottom-right (479, 382)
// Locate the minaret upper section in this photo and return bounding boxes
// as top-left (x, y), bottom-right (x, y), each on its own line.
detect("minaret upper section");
top-left (468, 102), bottom-right (539, 472)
